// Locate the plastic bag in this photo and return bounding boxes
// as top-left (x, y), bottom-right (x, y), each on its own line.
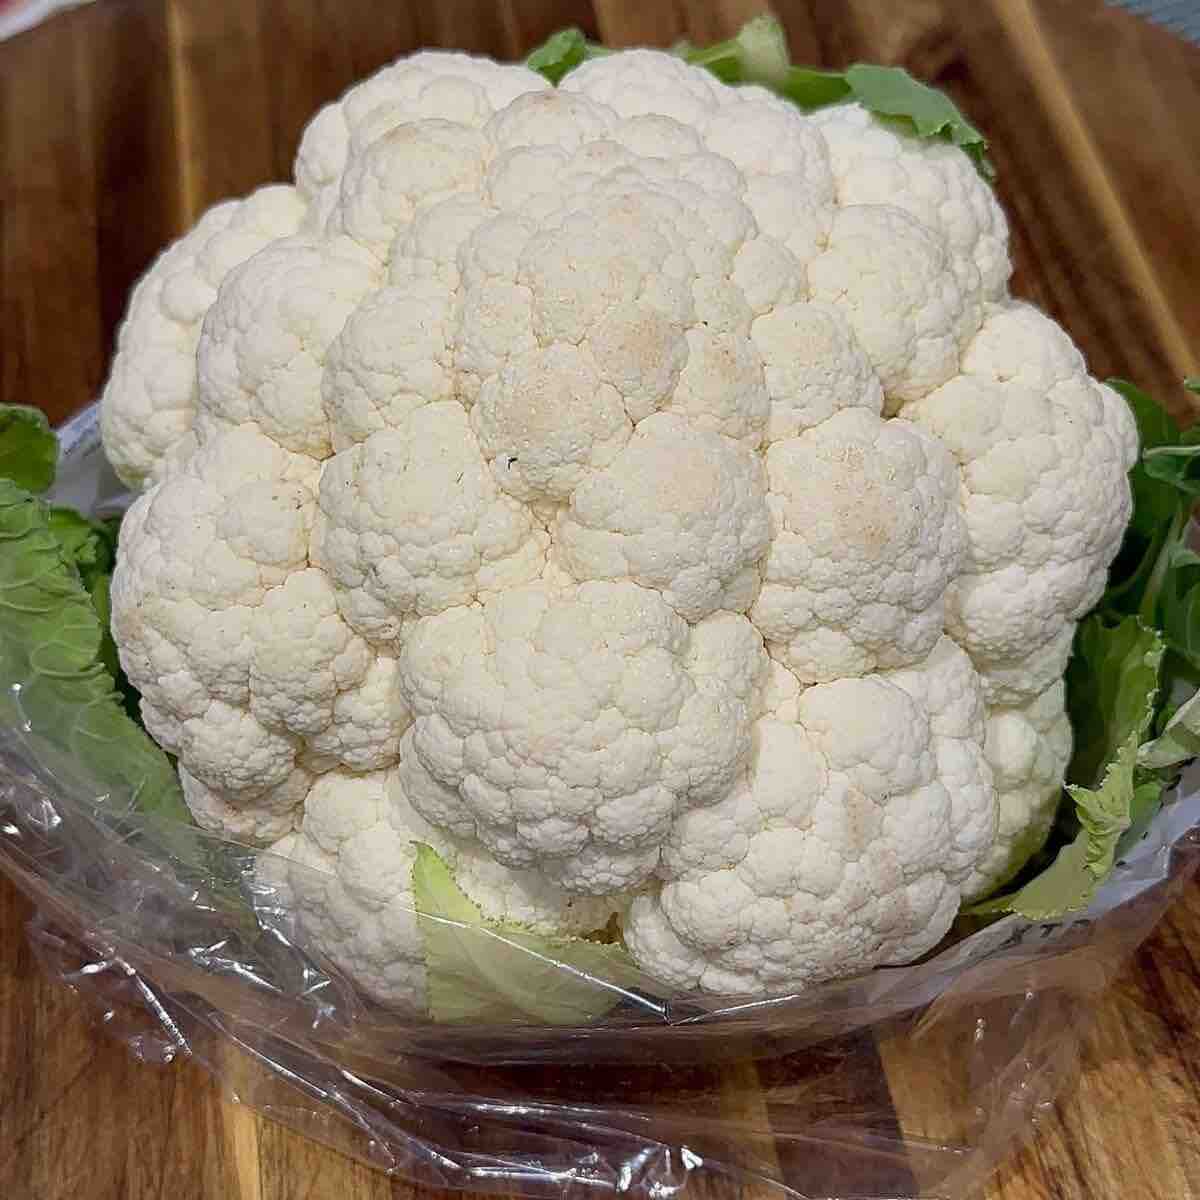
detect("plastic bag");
top-left (2, 404), bottom-right (1198, 1199)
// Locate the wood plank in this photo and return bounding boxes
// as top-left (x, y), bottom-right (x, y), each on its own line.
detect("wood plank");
top-left (1, 0), bottom-right (179, 425)
top-left (0, 10), bottom-right (98, 420)
top-left (0, 879), bottom-right (245, 1200)
top-left (987, 876), bottom-right (1200, 1199)
top-left (165, 0), bottom-right (275, 218)
top-left (1002, 0), bottom-right (1200, 389)
top-left (253, 0), bottom-right (420, 186)
top-left (993, 0), bottom-right (1200, 393)
top-left (593, 0), bottom-right (770, 49)
top-left (878, 875), bottom-right (1200, 1200)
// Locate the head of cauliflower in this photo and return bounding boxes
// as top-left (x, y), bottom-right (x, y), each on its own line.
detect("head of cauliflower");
top-left (102, 45), bottom-right (1135, 1006)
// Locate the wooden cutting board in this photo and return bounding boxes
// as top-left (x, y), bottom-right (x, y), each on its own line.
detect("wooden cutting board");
top-left (2, 2), bottom-right (1200, 1198)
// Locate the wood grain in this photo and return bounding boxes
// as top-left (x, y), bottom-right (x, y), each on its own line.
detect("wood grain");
top-left (2, 2), bottom-right (1200, 1199)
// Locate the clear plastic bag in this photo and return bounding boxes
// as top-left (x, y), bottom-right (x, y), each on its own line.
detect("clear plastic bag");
top-left (3, 404), bottom-right (1198, 1199)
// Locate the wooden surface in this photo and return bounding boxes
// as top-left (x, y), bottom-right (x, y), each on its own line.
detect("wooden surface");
top-left (2, 1), bottom-right (1200, 1197)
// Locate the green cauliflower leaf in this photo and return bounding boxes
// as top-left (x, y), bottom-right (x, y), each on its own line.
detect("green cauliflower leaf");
top-left (412, 843), bottom-right (645, 1025)
top-left (0, 478), bottom-right (186, 825)
top-left (524, 26), bottom-right (609, 84)
top-left (1065, 615), bottom-right (1164, 788)
top-left (971, 734), bottom-right (1140, 920)
top-left (0, 404), bottom-right (58, 494)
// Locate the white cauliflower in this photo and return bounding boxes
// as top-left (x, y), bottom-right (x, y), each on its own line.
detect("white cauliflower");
top-left (103, 43), bottom-right (1134, 1000)
top-left (101, 185), bottom-right (307, 489)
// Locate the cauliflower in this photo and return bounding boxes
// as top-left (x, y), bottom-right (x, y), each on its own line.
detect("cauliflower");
top-left (103, 42), bottom-right (1135, 1001)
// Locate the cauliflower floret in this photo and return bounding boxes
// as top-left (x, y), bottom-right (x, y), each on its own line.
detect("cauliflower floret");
top-left (100, 185), bottom-right (307, 488)
top-left (521, 184), bottom-right (700, 348)
top-left (813, 101), bottom-right (1010, 300)
top-left (247, 568), bottom-right (373, 736)
top-left (883, 637), bottom-right (997, 882)
top-left (703, 90), bottom-right (835, 185)
top-left (261, 767), bottom-right (459, 1010)
top-left (398, 582), bottom-right (764, 894)
top-left (313, 401), bottom-right (549, 639)
top-left (103, 43), bottom-right (1135, 1001)
top-left (331, 120), bottom-right (492, 261)
top-left (554, 412), bottom-right (770, 621)
top-left (751, 301), bottom-right (884, 443)
top-left (473, 343), bottom-right (633, 504)
top-left (113, 427), bottom-right (319, 727)
top-left (808, 204), bottom-right (984, 408)
top-left (112, 428), bottom-right (407, 813)
top-left (196, 235), bottom-right (380, 458)
top-left (182, 763), bottom-right (313, 845)
top-left (627, 640), bottom-right (990, 993)
top-left (487, 88), bottom-right (617, 153)
top-left (664, 321), bottom-right (771, 446)
top-left (390, 196), bottom-right (495, 290)
top-left (560, 49), bottom-right (723, 126)
top-left (963, 680), bottom-right (1073, 900)
top-left (305, 654), bottom-right (411, 772)
top-left (294, 52), bottom-right (548, 229)
top-left (904, 301), bottom-right (1137, 698)
top-left (321, 277), bottom-right (459, 449)
top-left (750, 409), bottom-right (966, 681)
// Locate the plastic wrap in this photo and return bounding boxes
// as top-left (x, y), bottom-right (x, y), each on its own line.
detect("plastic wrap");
top-left (2, 404), bottom-right (1199, 1199)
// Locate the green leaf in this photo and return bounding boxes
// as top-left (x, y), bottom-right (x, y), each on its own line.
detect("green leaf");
top-left (974, 614), bottom-right (1165, 918)
top-left (45, 505), bottom-right (116, 589)
top-left (525, 26), bottom-right (610, 84)
top-left (1071, 735), bottom-right (1141, 879)
top-left (1108, 378), bottom-right (1177, 452)
top-left (969, 734), bottom-right (1139, 919)
top-left (1103, 470), bottom-right (1184, 617)
top-left (0, 404), bottom-right (58, 494)
top-left (1138, 687), bottom-right (1200, 769)
top-left (37, 503), bottom-right (140, 720)
top-left (1160, 549), bottom-right (1200, 670)
top-left (971, 380), bottom-right (1200, 921)
top-left (842, 64), bottom-right (993, 178)
top-left (1100, 381), bottom-right (1200, 666)
top-left (1114, 776), bottom-right (1167, 860)
top-left (1065, 614), bottom-right (1164, 788)
top-left (775, 67), bottom-right (853, 110)
top-left (1185, 377), bottom-right (1200, 395)
top-left (679, 13), bottom-right (791, 87)
top-left (1141, 437), bottom-right (1200, 498)
top-left (412, 843), bottom-right (644, 1025)
top-left (967, 832), bottom-right (1091, 920)
top-left (1101, 381), bottom-right (1186, 615)
top-left (0, 479), bottom-right (186, 825)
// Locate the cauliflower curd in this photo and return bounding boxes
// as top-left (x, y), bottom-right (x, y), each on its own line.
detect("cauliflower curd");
top-left (102, 45), bottom-right (1135, 1004)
